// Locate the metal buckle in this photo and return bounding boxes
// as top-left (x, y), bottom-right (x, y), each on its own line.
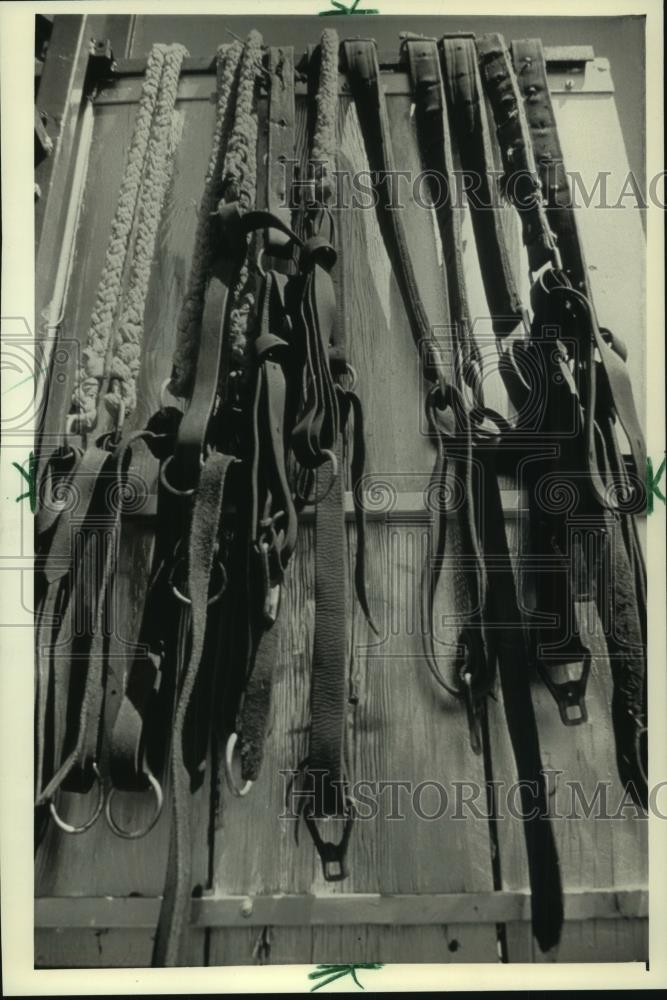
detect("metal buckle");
top-left (539, 652), bottom-right (591, 725)
top-left (303, 804), bottom-right (355, 882)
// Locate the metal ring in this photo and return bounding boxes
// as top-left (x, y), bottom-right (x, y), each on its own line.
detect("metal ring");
top-left (48, 762), bottom-right (104, 835)
top-left (104, 771), bottom-right (163, 839)
top-left (170, 557), bottom-right (227, 606)
top-left (224, 732), bottom-right (253, 798)
top-left (342, 363), bottom-right (357, 392)
top-left (159, 454), bottom-right (195, 497)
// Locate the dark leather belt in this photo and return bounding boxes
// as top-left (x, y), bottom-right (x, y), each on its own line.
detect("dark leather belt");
top-left (440, 33), bottom-right (523, 335)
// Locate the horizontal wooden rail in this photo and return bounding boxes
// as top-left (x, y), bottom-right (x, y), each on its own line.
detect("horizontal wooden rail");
top-left (36, 888), bottom-right (647, 929)
top-left (103, 45), bottom-right (595, 79)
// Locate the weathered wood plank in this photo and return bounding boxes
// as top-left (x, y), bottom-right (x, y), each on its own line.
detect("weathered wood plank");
top-left (505, 918), bottom-right (648, 964)
top-left (35, 887), bottom-right (649, 928)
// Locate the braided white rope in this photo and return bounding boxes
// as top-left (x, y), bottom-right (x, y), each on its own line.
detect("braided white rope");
top-left (105, 44), bottom-right (188, 418)
top-left (71, 43), bottom-right (187, 430)
top-left (168, 41), bottom-right (244, 399)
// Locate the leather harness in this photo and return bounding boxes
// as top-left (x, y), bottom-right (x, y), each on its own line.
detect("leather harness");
top-left (35, 29), bottom-right (647, 965)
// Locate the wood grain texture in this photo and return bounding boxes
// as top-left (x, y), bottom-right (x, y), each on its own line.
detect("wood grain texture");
top-left (505, 918), bottom-right (648, 964)
top-left (35, 62), bottom-right (646, 968)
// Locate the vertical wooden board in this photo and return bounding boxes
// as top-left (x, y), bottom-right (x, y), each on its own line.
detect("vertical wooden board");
top-left (208, 924), bottom-right (500, 966)
top-left (505, 918), bottom-right (648, 964)
top-left (552, 91), bottom-right (646, 420)
top-left (35, 928), bottom-right (205, 968)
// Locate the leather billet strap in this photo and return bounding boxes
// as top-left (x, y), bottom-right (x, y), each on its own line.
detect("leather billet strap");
top-left (236, 272), bottom-right (298, 783)
top-left (420, 386), bottom-right (494, 755)
top-left (511, 41), bottom-right (646, 764)
top-left (593, 371), bottom-right (647, 806)
top-left (289, 236), bottom-right (341, 468)
top-left (106, 452), bottom-right (187, 802)
top-left (480, 444), bottom-right (565, 952)
top-left (153, 451), bottom-right (235, 967)
top-left (475, 34), bottom-right (560, 275)
top-left (35, 433), bottom-right (148, 813)
top-left (402, 37), bottom-right (492, 752)
top-left (342, 38), bottom-right (447, 387)
top-left (35, 442), bottom-right (113, 808)
top-left (403, 37), bottom-right (482, 403)
top-left (511, 39), bottom-right (646, 495)
top-left (299, 418), bottom-right (360, 883)
top-left (305, 435), bottom-right (352, 823)
top-left (440, 34), bottom-right (523, 335)
top-left (266, 46), bottom-right (296, 258)
top-left (521, 289), bottom-right (595, 726)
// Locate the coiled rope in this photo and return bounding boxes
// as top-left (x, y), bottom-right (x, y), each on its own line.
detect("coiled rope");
top-left (71, 43), bottom-right (187, 431)
top-left (167, 41), bottom-right (243, 399)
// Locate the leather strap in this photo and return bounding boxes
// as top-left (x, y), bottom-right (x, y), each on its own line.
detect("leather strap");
top-left (107, 453), bottom-right (186, 799)
top-left (36, 434), bottom-right (147, 808)
top-left (35, 441), bottom-right (113, 807)
top-left (404, 37), bottom-right (493, 751)
top-left (237, 272), bottom-right (298, 782)
top-left (511, 40), bottom-right (647, 785)
top-left (266, 46), bottom-right (296, 258)
top-left (342, 38), bottom-right (446, 386)
top-left (479, 439), bottom-right (564, 952)
top-left (403, 37), bottom-right (481, 402)
top-left (511, 39), bottom-right (646, 497)
top-left (440, 34), bottom-right (523, 335)
top-left (289, 237), bottom-right (340, 468)
top-left (476, 34), bottom-right (560, 275)
top-left (153, 450), bottom-right (235, 967)
top-left (166, 205), bottom-right (305, 495)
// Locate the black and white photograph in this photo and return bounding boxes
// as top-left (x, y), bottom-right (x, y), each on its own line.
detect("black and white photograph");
top-left (0, 0), bottom-right (665, 990)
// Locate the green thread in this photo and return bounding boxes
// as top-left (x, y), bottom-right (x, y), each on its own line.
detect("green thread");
top-left (319, 0), bottom-right (379, 15)
top-left (13, 451), bottom-right (37, 513)
top-left (647, 454), bottom-right (666, 514)
top-left (308, 963), bottom-right (383, 991)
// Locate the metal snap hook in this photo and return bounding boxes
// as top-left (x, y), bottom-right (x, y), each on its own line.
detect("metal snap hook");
top-left (224, 732), bottom-right (254, 798)
top-left (48, 762), bottom-right (104, 835)
top-left (104, 771), bottom-right (163, 839)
